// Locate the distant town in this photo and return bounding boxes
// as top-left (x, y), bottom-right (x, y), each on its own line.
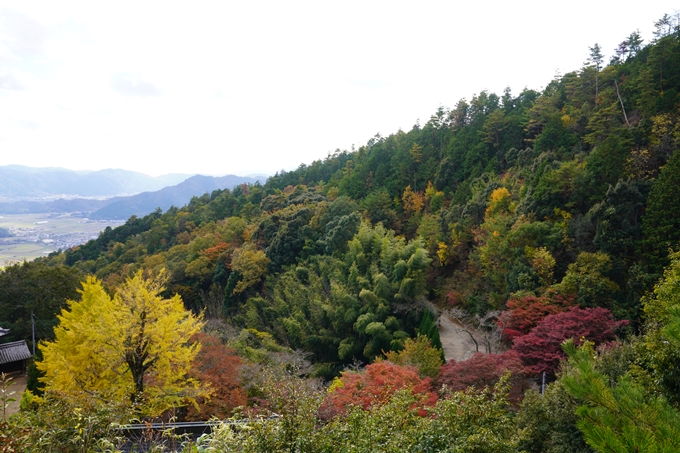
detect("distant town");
top-left (0, 214), bottom-right (125, 265)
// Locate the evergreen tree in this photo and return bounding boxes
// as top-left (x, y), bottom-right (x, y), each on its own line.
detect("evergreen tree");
top-left (642, 148), bottom-right (680, 273)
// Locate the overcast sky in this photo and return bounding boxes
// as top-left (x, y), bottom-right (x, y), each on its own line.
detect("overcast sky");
top-left (0, 1), bottom-right (676, 177)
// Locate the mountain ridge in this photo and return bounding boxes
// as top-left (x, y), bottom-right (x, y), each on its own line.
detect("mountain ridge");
top-left (0, 166), bottom-right (194, 200)
top-left (88, 174), bottom-right (263, 220)
top-left (0, 172), bottom-right (264, 219)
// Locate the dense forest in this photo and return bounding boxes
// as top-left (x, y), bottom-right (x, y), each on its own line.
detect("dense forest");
top-left (2, 13), bottom-right (680, 453)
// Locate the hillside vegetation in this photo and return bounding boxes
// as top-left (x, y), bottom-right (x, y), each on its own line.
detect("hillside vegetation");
top-left (45, 19), bottom-right (680, 363)
top-left (3, 14), bottom-right (680, 453)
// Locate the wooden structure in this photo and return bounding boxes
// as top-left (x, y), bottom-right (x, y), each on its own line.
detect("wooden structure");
top-left (0, 340), bottom-right (32, 373)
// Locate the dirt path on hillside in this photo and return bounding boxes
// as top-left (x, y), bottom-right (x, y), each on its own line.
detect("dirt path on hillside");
top-left (438, 314), bottom-right (480, 362)
top-left (3, 373), bottom-right (26, 419)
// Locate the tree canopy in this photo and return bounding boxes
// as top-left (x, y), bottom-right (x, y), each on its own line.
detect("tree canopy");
top-left (38, 271), bottom-right (205, 416)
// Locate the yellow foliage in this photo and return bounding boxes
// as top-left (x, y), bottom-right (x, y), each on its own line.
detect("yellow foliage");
top-left (625, 147), bottom-right (654, 179)
top-left (490, 187), bottom-right (510, 203)
top-left (485, 187), bottom-right (514, 217)
top-left (38, 271), bottom-right (205, 416)
top-left (424, 181), bottom-right (445, 213)
top-left (437, 242), bottom-right (448, 266)
top-left (525, 246), bottom-right (557, 286)
top-left (143, 253), bottom-right (166, 272)
top-left (424, 181), bottom-right (436, 199)
top-left (230, 244), bottom-right (270, 294)
top-left (327, 186), bottom-right (339, 201)
top-left (327, 376), bottom-right (345, 393)
top-left (402, 185), bottom-right (424, 216)
top-left (384, 334), bottom-right (443, 378)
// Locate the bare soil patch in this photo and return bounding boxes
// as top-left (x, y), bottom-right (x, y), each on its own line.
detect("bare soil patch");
top-left (3, 373), bottom-right (27, 418)
top-left (438, 314), bottom-right (480, 362)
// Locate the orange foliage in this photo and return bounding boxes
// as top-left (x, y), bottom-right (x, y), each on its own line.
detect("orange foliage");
top-left (185, 333), bottom-right (246, 421)
top-left (320, 361), bottom-right (436, 419)
top-left (199, 242), bottom-right (230, 262)
top-left (402, 185), bottom-right (424, 217)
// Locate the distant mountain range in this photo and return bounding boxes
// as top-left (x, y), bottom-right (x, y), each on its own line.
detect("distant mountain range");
top-left (88, 174), bottom-right (261, 220)
top-left (0, 166), bottom-right (265, 219)
top-left (0, 165), bottom-right (192, 199)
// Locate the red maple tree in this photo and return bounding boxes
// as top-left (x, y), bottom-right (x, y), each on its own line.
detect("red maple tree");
top-left (500, 295), bottom-right (571, 342)
top-left (513, 306), bottom-right (627, 375)
top-left (437, 350), bottom-right (528, 402)
top-left (319, 361), bottom-right (437, 418)
top-left (185, 333), bottom-right (247, 420)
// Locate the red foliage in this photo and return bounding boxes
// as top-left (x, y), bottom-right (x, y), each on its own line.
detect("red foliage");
top-left (437, 350), bottom-right (528, 402)
top-left (185, 333), bottom-right (247, 421)
top-left (501, 296), bottom-right (564, 342)
top-left (513, 306), bottom-right (628, 375)
top-left (320, 361), bottom-right (437, 418)
top-left (500, 292), bottom-right (577, 342)
top-left (446, 290), bottom-right (464, 306)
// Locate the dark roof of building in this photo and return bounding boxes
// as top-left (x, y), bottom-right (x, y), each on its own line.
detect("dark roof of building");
top-left (0, 340), bottom-right (31, 364)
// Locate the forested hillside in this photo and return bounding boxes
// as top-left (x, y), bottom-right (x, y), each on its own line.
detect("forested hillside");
top-left (3, 14), bottom-right (680, 453)
top-left (38, 19), bottom-right (680, 360)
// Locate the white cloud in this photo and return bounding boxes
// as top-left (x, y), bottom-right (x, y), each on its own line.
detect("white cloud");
top-left (0, 8), bottom-right (47, 57)
top-left (0, 71), bottom-right (25, 90)
top-left (0, 0), bottom-right (677, 176)
top-left (110, 73), bottom-right (162, 98)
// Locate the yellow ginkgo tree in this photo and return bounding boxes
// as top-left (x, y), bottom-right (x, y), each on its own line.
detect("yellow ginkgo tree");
top-left (38, 270), bottom-right (206, 416)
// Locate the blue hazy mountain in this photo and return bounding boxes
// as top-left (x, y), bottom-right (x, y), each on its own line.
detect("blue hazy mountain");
top-left (0, 166), bottom-right (266, 219)
top-left (0, 166), bottom-right (193, 199)
top-left (88, 174), bottom-right (262, 220)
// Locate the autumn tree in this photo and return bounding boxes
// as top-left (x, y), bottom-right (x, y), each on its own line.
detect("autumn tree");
top-left (384, 334), bottom-right (443, 378)
top-left (185, 333), bottom-right (246, 420)
top-left (230, 244), bottom-right (270, 295)
top-left (437, 350), bottom-right (528, 402)
top-left (38, 271), bottom-right (205, 416)
top-left (513, 306), bottom-right (626, 375)
top-left (402, 185), bottom-right (424, 218)
top-left (500, 294), bottom-right (572, 342)
top-left (320, 361), bottom-right (436, 418)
